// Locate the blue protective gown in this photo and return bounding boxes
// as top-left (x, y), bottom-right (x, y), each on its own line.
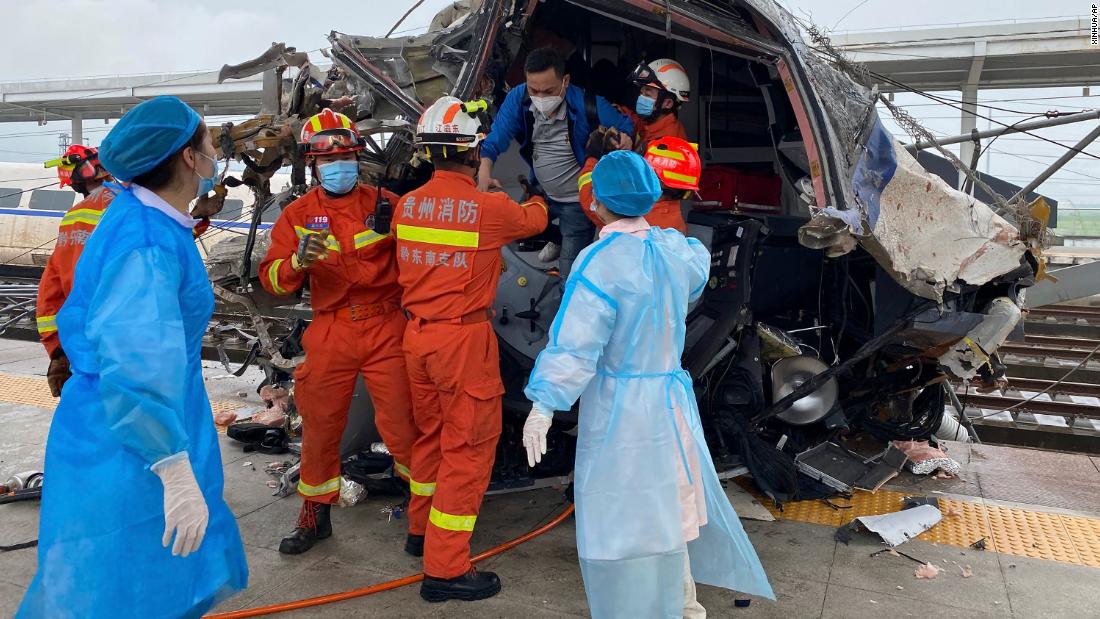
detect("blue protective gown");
top-left (17, 186), bottom-right (247, 619)
top-left (525, 228), bottom-right (774, 618)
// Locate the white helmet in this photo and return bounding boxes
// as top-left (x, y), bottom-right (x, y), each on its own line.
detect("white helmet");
top-left (415, 96), bottom-right (488, 148)
top-left (632, 58), bottom-right (690, 103)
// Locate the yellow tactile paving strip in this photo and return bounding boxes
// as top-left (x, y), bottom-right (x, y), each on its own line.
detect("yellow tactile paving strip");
top-left (739, 480), bottom-right (1100, 568)
top-left (0, 372), bottom-right (58, 408)
top-left (0, 372), bottom-right (245, 427)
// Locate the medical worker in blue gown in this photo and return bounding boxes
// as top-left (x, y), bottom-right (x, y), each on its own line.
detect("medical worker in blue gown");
top-left (522, 150), bottom-right (773, 618)
top-left (17, 96), bottom-right (247, 619)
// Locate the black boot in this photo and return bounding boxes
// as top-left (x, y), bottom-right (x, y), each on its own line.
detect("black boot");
top-left (404, 534), bottom-right (425, 557)
top-left (279, 500), bottom-right (332, 555)
top-left (420, 569), bottom-right (501, 603)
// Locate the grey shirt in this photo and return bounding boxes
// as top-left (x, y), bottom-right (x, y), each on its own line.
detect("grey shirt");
top-left (530, 102), bottom-right (581, 203)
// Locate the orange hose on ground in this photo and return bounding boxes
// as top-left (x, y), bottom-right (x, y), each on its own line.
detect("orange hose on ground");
top-left (205, 503), bottom-right (575, 619)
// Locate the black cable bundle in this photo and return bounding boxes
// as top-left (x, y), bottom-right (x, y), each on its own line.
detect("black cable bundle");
top-left (859, 384), bottom-right (946, 442)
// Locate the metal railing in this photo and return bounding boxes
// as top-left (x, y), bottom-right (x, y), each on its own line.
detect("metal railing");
top-left (830, 15), bottom-right (1087, 36)
top-left (0, 283), bottom-right (38, 337)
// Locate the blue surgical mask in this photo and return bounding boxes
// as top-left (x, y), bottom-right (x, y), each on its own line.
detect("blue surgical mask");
top-left (635, 94), bottom-right (656, 117)
top-left (195, 152), bottom-right (219, 197)
top-left (318, 160), bottom-right (359, 195)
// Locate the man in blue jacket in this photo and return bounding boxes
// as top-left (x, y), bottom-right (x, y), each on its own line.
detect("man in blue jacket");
top-left (477, 46), bottom-right (633, 278)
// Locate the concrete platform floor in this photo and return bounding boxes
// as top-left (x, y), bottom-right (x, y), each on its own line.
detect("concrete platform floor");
top-left (2, 339), bottom-right (1100, 618)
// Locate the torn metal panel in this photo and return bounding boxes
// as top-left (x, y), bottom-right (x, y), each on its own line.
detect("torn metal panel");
top-left (430, 0), bottom-right (487, 32)
top-left (738, 1), bottom-right (1031, 299)
top-left (328, 33), bottom-right (427, 120)
top-left (217, 42), bottom-right (310, 83)
top-left (447, 0), bottom-right (507, 98)
top-left (327, 0), bottom-right (506, 121)
top-left (853, 504), bottom-right (943, 547)
top-left (853, 115), bottom-right (1027, 300)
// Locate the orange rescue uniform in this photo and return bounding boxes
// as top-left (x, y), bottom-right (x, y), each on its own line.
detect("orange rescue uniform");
top-left (259, 183), bottom-right (416, 504)
top-left (36, 184), bottom-right (212, 358)
top-left (578, 156), bottom-right (687, 234)
top-left (394, 170), bottom-right (547, 579)
top-left (616, 106), bottom-right (688, 151)
top-left (36, 186), bottom-right (117, 357)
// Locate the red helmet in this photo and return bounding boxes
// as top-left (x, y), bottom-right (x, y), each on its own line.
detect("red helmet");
top-left (644, 137), bottom-right (701, 190)
top-left (299, 109), bottom-right (364, 157)
top-left (51, 144), bottom-right (111, 188)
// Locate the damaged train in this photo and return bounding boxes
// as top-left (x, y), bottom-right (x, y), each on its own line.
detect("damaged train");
top-left (202, 0), bottom-right (1048, 504)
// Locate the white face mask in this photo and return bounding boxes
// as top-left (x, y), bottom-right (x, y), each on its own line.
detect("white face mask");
top-left (530, 94), bottom-right (564, 117)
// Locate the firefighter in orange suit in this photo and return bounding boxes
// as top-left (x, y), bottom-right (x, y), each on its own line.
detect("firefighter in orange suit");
top-left (37, 145), bottom-right (221, 397)
top-left (578, 134), bottom-right (701, 235)
top-left (621, 58), bottom-right (690, 150)
top-left (395, 96), bottom-right (547, 602)
top-left (258, 109), bottom-right (417, 555)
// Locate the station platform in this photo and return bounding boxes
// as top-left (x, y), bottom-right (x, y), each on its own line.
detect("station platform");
top-left (1, 338), bottom-right (1099, 618)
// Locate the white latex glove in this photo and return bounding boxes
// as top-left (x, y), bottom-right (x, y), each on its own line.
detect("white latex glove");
top-left (523, 403), bottom-right (554, 467)
top-left (152, 453), bottom-right (209, 557)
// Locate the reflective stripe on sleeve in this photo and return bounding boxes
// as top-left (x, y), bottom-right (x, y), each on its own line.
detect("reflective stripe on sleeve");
top-left (353, 230), bottom-right (387, 249)
top-left (36, 316), bottom-right (57, 334)
top-left (578, 172), bottom-right (593, 189)
top-left (60, 209), bottom-right (104, 227)
top-left (268, 258), bottom-right (289, 295)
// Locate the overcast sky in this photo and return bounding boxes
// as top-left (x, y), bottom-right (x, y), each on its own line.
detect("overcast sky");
top-left (2, 0), bottom-right (1097, 212)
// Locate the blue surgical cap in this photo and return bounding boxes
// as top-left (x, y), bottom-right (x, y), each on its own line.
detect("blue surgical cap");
top-left (592, 150), bottom-right (662, 217)
top-left (99, 96), bottom-right (202, 182)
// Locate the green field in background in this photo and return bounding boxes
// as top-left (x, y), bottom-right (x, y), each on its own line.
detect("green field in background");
top-left (1057, 210), bottom-right (1100, 237)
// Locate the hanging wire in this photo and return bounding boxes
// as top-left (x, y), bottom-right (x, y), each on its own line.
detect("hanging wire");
top-left (878, 95), bottom-right (1012, 212)
top-left (803, 23), bottom-right (1092, 242)
top-left (386, 0), bottom-right (429, 37)
top-left (862, 68), bottom-right (1100, 163)
top-left (0, 181), bottom-right (61, 201)
top-left (803, 33), bottom-right (1100, 161)
top-left (971, 113), bottom-right (1048, 171)
top-left (1, 236), bottom-right (64, 267)
top-left (0, 175), bottom-right (67, 184)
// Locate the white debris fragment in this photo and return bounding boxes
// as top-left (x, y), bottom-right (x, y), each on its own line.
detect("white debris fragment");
top-left (854, 504), bottom-right (943, 547)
